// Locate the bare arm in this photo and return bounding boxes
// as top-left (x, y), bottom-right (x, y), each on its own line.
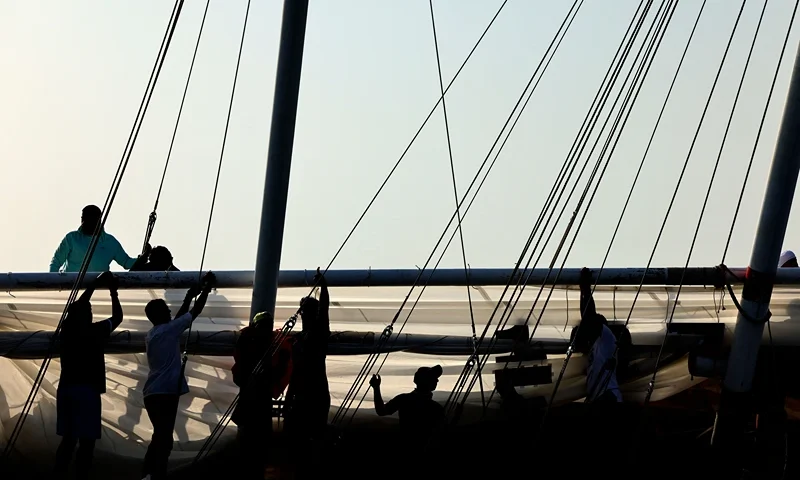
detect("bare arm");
top-left (370, 375), bottom-right (400, 416)
top-left (175, 288), bottom-right (198, 319)
top-left (107, 288), bottom-right (123, 331)
top-left (318, 273), bottom-right (330, 331)
top-left (190, 286), bottom-right (211, 320)
top-left (579, 268), bottom-right (596, 320)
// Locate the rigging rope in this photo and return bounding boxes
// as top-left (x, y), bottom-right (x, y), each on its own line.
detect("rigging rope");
top-left (722, 2), bottom-right (800, 263)
top-left (142, 0), bottom-right (213, 254)
top-left (541, 0), bottom-right (708, 433)
top-left (638, 0), bottom-right (760, 412)
top-left (479, 0), bottom-right (679, 414)
top-left (331, 0), bottom-right (588, 429)
top-left (179, 0), bottom-right (252, 396)
top-left (192, 0), bottom-right (513, 461)
top-left (1, 0), bottom-right (185, 460)
top-left (427, 0), bottom-right (484, 407)
top-left (446, 0), bottom-right (661, 418)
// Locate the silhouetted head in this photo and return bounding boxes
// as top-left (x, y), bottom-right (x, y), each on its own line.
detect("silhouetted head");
top-left (780, 250), bottom-right (798, 268)
top-left (149, 246), bottom-right (174, 270)
top-left (575, 313), bottom-right (606, 353)
top-left (299, 297), bottom-right (320, 331)
top-left (252, 311), bottom-right (273, 329)
top-left (66, 300), bottom-right (93, 326)
top-left (80, 205), bottom-right (102, 236)
top-left (145, 299), bottom-right (172, 326)
top-left (413, 365), bottom-right (443, 392)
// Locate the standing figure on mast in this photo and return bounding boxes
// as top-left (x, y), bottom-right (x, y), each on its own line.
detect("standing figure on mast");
top-left (50, 205), bottom-right (143, 272)
top-left (54, 271), bottom-right (123, 479)
top-left (140, 271), bottom-right (216, 480)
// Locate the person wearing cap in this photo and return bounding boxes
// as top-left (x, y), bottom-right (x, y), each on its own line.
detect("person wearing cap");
top-left (50, 204), bottom-right (142, 272)
top-left (369, 365), bottom-right (445, 444)
top-left (779, 250), bottom-right (797, 267)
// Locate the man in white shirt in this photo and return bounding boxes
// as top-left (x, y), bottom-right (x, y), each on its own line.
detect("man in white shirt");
top-left (575, 267), bottom-right (622, 403)
top-left (140, 271), bottom-right (216, 480)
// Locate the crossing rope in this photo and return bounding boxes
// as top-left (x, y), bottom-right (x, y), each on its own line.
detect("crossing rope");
top-left (332, 0), bottom-right (587, 430)
top-left (178, 0), bottom-right (252, 397)
top-left (539, 0), bottom-right (709, 434)
top-left (445, 0), bottom-right (661, 419)
top-left (191, 0), bottom-right (514, 462)
top-left (142, 0), bottom-right (213, 255)
top-left (475, 0), bottom-right (679, 416)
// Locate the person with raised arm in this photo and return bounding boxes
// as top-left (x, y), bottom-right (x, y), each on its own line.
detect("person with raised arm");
top-left (283, 268), bottom-right (331, 470)
top-left (140, 271), bottom-right (216, 480)
top-left (54, 271), bottom-right (123, 479)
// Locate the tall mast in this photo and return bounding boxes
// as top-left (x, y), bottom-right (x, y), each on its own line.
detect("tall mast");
top-left (711, 40), bottom-right (800, 470)
top-left (250, 0), bottom-right (309, 323)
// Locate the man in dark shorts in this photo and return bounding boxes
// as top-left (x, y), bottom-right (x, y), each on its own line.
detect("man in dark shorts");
top-left (54, 271), bottom-right (123, 479)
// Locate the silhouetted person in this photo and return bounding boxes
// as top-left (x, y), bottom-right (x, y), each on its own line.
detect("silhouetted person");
top-left (284, 269), bottom-right (331, 449)
top-left (575, 268), bottom-right (622, 404)
top-left (54, 271), bottom-right (122, 479)
top-left (779, 250), bottom-right (797, 267)
top-left (50, 205), bottom-right (140, 272)
top-left (370, 365), bottom-right (445, 446)
top-left (231, 311), bottom-right (292, 479)
top-left (141, 272), bottom-right (216, 480)
top-left (131, 245), bottom-right (180, 272)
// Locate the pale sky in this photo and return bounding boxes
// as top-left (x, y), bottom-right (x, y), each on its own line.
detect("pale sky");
top-left (3, 0), bottom-right (800, 274)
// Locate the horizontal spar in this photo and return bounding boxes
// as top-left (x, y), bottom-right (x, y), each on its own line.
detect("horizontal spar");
top-left (0, 330), bottom-right (538, 359)
top-left (0, 267), bottom-right (793, 291)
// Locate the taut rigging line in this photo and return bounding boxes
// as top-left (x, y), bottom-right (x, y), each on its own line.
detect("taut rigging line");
top-left (333, 0), bottom-right (588, 430)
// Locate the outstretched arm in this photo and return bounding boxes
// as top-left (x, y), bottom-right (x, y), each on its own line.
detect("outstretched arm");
top-left (370, 374), bottom-right (399, 416)
top-left (175, 286), bottom-right (199, 319)
top-left (317, 270), bottom-right (330, 332)
top-left (112, 236), bottom-right (139, 271)
top-left (106, 281), bottom-right (123, 331)
top-left (175, 272), bottom-right (216, 321)
top-left (579, 268), bottom-right (596, 320)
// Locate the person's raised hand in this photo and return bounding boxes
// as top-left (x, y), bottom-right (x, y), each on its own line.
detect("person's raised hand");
top-left (96, 271), bottom-right (114, 288)
top-left (580, 267), bottom-right (592, 286)
top-left (369, 374), bottom-right (381, 389)
top-left (313, 267), bottom-right (326, 285)
top-left (201, 271), bottom-right (217, 291)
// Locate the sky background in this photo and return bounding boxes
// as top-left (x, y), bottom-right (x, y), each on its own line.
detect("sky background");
top-left (3, 0), bottom-right (800, 274)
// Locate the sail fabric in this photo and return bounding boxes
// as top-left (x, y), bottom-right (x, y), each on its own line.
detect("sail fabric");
top-left (3, 284), bottom-right (799, 477)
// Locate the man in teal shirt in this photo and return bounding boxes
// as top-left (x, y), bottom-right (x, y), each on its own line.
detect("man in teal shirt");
top-left (50, 205), bottom-right (141, 273)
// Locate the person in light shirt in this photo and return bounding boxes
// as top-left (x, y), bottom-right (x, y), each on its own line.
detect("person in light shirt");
top-left (140, 271), bottom-right (216, 480)
top-left (50, 205), bottom-right (142, 272)
top-left (574, 267), bottom-right (622, 403)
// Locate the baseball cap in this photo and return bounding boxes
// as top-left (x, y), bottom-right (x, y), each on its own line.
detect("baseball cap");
top-left (414, 365), bottom-right (443, 385)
